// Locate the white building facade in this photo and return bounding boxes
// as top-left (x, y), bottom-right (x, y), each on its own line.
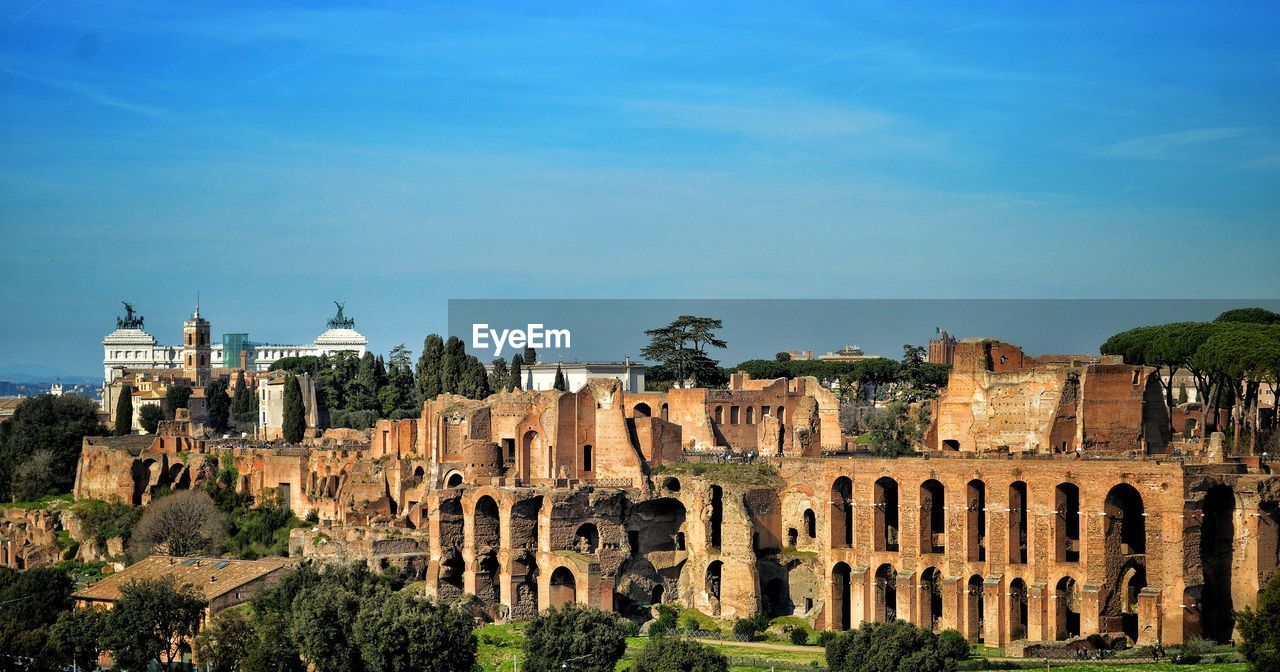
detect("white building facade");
top-left (486, 360), bottom-right (647, 393)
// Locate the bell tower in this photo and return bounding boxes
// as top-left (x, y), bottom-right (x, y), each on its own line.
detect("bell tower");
top-left (182, 301), bottom-right (212, 384)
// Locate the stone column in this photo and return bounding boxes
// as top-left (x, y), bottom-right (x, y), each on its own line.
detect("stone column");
top-left (1080, 583), bottom-right (1103, 637)
top-left (850, 566), bottom-right (870, 628)
top-left (942, 576), bottom-right (963, 632)
top-left (897, 570), bottom-right (917, 627)
top-left (1027, 582), bottom-right (1049, 642)
top-left (983, 575), bottom-right (1006, 647)
top-left (1136, 587), bottom-right (1162, 646)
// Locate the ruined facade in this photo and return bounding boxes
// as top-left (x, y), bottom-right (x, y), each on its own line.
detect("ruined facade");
top-left (54, 352), bottom-right (1280, 650)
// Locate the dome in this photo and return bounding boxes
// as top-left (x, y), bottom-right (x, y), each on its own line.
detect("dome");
top-left (103, 328), bottom-right (157, 347)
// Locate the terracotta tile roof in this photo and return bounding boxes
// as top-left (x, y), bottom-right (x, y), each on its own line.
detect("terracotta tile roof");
top-left (74, 555), bottom-right (289, 603)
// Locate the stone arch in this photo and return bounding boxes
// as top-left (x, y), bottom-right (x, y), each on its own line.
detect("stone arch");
top-left (1118, 562), bottom-right (1147, 642)
top-left (1009, 481), bottom-right (1028, 564)
top-left (875, 563), bottom-right (897, 622)
top-left (549, 566), bottom-right (578, 608)
top-left (1200, 484), bottom-right (1236, 642)
top-left (831, 477), bottom-right (853, 548)
top-left (444, 470), bottom-right (464, 488)
top-left (966, 574), bottom-right (985, 642)
top-left (1055, 482), bottom-right (1080, 562)
top-left (1055, 576), bottom-right (1080, 640)
top-left (1009, 577), bottom-right (1029, 641)
top-left (921, 567), bottom-right (943, 631)
top-left (1105, 483), bottom-right (1146, 555)
top-left (803, 508), bottom-right (816, 539)
top-left (634, 402), bottom-right (652, 418)
top-left (705, 560), bottom-right (723, 615)
top-left (832, 562), bottom-right (852, 631)
top-left (967, 479), bottom-right (987, 562)
top-left (874, 477), bottom-right (899, 552)
top-left (660, 403), bottom-right (669, 420)
top-left (920, 479), bottom-right (945, 554)
top-left (574, 522), bottom-right (599, 554)
top-left (473, 495), bottom-right (500, 553)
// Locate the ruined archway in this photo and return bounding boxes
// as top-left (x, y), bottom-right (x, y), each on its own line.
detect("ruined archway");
top-left (574, 523), bottom-right (599, 554)
top-left (831, 477), bottom-right (853, 548)
top-left (966, 574), bottom-right (985, 642)
top-left (549, 566), bottom-right (577, 607)
top-left (1103, 483), bottom-right (1147, 637)
top-left (1009, 481), bottom-right (1028, 564)
top-left (832, 562), bottom-right (852, 631)
top-left (763, 576), bottom-right (791, 617)
top-left (967, 479), bottom-right (987, 562)
top-left (1055, 576), bottom-right (1079, 640)
top-left (445, 471), bottom-right (464, 488)
top-left (511, 552), bottom-right (539, 620)
top-left (921, 567), bottom-right (943, 631)
top-left (473, 495), bottom-right (500, 553)
top-left (634, 403), bottom-right (652, 418)
top-left (1055, 483), bottom-right (1080, 563)
top-left (875, 563), bottom-right (897, 622)
top-left (803, 508), bottom-right (816, 539)
top-left (1009, 578), bottom-right (1029, 641)
top-left (874, 477), bottom-right (899, 552)
top-left (1105, 483), bottom-right (1146, 555)
top-left (705, 560), bottom-right (723, 615)
top-left (1200, 484), bottom-right (1236, 642)
top-left (920, 479), bottom-right (945, 554)
top-left (521, 430), bottom-right (541, 481)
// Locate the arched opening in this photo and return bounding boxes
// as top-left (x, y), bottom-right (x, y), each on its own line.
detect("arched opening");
top-left (626, 498), bottom-right (687, 556)
top-left (1119, 563), bottom-right (1147, 642)
top-left (1102, 484), bottom-right (1147, 638)
top-left (660, 403), bottom-right (668, 421)
top-left (832, 562), bottom-right (852, 631)
top-left (763, 577), bottom-right (791, 617)
top-left (787, 528), bottom-right (799, 547)
top-left (651, 584), bottom-right (665, 605)
top-left (1009, 482), bottom-right (1028, 564)
top-left (921, 567), bottom-right (943, 631)
top-left (549, 567), bottom-right (577, 608)
top-left (574, 523), bottom-right (600, 554)
top-left (803, 509), bottom-right (816, 538)
top-left (874, 477), bottom-right (899, 552)
top-left (412, 465), bottom-right (425, 483)
top-left (966, 574), bottom-right (985, 642)
top-left (474, 496), bottom-right (500, 552)
top-left (1055, 483), bottom-right (1080, 562)
top-left (967, 480), bottom-right (987, 562)
top-left (942, 439), bottom-right (960, 451)
top-left (662, 476), bottom-right (681, 493)
top-left (440, 553), bottom-right (465, 601)
top-left (1201, 485), bottom-right (1236, 642)
top-left (831, 477), bottom-right (853, 548)
top-left (521, 430), bottom-right (541, 481)
top-left (511, 554), bottom-right (539, 620)
top-left (477, 555), bottom-right (501, 616)
top-left (1010, 578), bottom-right (1029, 641)
top-left (706, 561), bottom-right (723, 615)
top-left (634, 403), bottom-right (652, 418)
top-left (920, 479), bottom-right (945, 554)
top-left (1105, 483), bottom-right (1146, 555)
top-left (875, 563), bottom-right (897, 622)
top-left (714, 406), bottom-right (723, 424)
top-left (709, 485), bottom-right (723, 548)
top-left (1055, 577), bottom-right (1079, 640)
top-left (445, 471), bottom-right (464, 488)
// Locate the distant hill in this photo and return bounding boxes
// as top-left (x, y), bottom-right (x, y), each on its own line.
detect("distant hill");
top-left (0, 364), bottom-right (100, 387)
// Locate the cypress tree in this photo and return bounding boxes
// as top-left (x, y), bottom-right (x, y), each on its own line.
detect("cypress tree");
top-left (283, 374), bottom-right (306, 443)
top-left (553, 364), bottom-right (567, 391)
top-left (232, 372), bottom-right (251, 415)
top-left (441, 337), bottom-right (465, 395)
top-left (524, 346), bottom-right (537, 365)
top-left (114, 385), bottom-right (133, 436)
top-left (508, 354), bottom-right (524, 391)
top-left (204, 379), bottom-right (231, 433)
top-left (489, 357), bottom-right (509, 392)
top-left (415, 334), bottom-right (444, 403)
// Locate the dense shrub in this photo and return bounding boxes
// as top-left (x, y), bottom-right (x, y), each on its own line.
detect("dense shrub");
top-left (634, 636), bottom-right (728, 672)
top-left (826, 621), bottom-right (968, 672)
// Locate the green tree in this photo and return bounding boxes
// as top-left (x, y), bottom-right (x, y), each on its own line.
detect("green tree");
top-left (523, 604), bottom-right (632, 672)
top-left (349, 352), bottom-right (382, 413)
top-left (0, 393), bottom-right (104, 501)
top-left (775, 351), bottom-right (792, 362)
top-left (114, 385), bottom-right (133, 436)
top-left (489, 357), bottom-right (510, 392)
top-left (0, 566), bottom-right (75, 666)
top-left (553, 363), bottom-right (567, 391)
top-left (139, 404), bottom-right (165, 434)
top-left (1216, 307), bottom-right (1280, 325)
top-left (415, 334), bottom-right (444, 402)
top-left (458, 354), bottom-right (492, 400)
top-left (233, 372), bottom-right (253, 415)
top-left (381, 344), bottom-right (417, 416)
top-left (825, 621), bottom-right (967, 672)
top-left (642, 315), bottom-right (727, 387)
top-left (291, 583), bottom-right (361, 672)
top-left (634, 636), bottom-right (728, 672)
top-left (104, 576), bottom-right (206, 672)
top-left (243, 611), bottom-right (306, 672)
top-left (50, 606), bottom-right (108, 672)
top-left (524, 345), bottom-right (537, 365)
top-left (1238, 570), bottom-right (1280, 671)
top-left (283, 374), bottom-right (307, 443)
top-left (440, 336), bottom-right (466, 395)
top-left (353, 589), bottom-right (478, 672)
top-left (162, 385), bottom-right (193, 420)
top-left (196, 608), bottom-right (256, 672)
top-left (864, 402), bottom-right (928, 456)
top-left (509, 354), bottom-right (524, 391)
top-left (1177, 382), bottom-right (1189, 405)
top-left (205, 379), bottom-right (232, 433)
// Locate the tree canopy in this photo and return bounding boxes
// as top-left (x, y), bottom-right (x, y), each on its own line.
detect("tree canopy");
top-left (825, 621), bottom-right (968, 672)
top-left (1238, 569), bottom-right (1280, 671)
top-left (642, 315), bottom-right (728, 388)
top-left (104, 576), bottom-right (206, 672)
top-left (634, 636), bottom-right (728, 672)
top-left (0, 393), bottom-right (104, 501)
top-left (523, 604), bottom-right (633, 672)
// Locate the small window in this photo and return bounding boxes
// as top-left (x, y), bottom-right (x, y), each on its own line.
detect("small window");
top-left (582, 445), bottom-right (593, 472)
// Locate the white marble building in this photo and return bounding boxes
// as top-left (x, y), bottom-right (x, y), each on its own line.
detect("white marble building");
top-left (102, 302), bottom-right (367, 382)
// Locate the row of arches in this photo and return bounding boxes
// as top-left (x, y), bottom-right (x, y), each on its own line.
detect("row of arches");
top-left (711, 404), bottom-right (786, 426)
top-left (828, 477), bottom-right (1146, 565)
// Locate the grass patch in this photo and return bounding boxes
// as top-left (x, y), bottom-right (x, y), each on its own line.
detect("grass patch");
top-left (779, 546), bottom-right (819, 559)
top-left (651, 462), bottom-right (783, 488)
top-left (4, 492), bottom-right (74, 510)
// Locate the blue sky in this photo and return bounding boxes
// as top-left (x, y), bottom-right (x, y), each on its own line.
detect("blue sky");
top-left (1, 1), bottom-right (1278, 376)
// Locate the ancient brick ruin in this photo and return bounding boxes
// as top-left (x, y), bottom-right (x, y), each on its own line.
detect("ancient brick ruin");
top-left (49, 341), bottom-right (1280, 648)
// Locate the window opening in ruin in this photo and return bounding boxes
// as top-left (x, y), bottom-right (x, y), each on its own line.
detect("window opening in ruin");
top-left (763, 577), bottom-right (790, 617)
top-left (1201, 485), bottom-right (1236, 642)
top-left (550, 567), bottom-right (577, 608)
top-left (967, 480), bottom-right (987, 562)
top-left (1119, 563), bottom-right (1146, 642)
top-left (503, 438), bottom-right (515, 464)
top-left (831, 477), bottom-right (854, 548)
top-left (874, 477), bottom-right (899, 552)
top-left (803, 508), bottom-right (816, 538)
top-left (777, 407), bottom-right (785, 423)
top-left (445, 471), bottom-right (463, 488)
top-left (574, 523), bottom-right (600, 554)
top-left (875, 564), bottom-right (897, 622)
top-left (1055, 483), bottom-right (1080, 563)
top-left (634, 403), bottom-right (652, 417)
top-left (967, 574), bottom-right (985, 642)
top-left (663, 476), bottom-right (681, 492)
top-left (920, 479), bottom-right (945, 554)
top-left (1105, 483), bottom-right (1146, 555)
top-left (714, 406), bottom-right (723, 424)
top-left (804, 597), bottom-right (813, 613)
top-left (787, 528), bottom-right (798, 547)
top-left (745, 407), bottom-right (754, 424)
top-left (582, 444), bottom-right (593, 472)
top-left (730, 406), bottom-right (740, 424)
top-left (922, 567), bottom-right (943, 631)
top-left (710, 485), bottom-right (724, 548)
top-left (943, 439), bottom-right (960, 451)
top-left (675, 531), bottom-right (686, 550)
top-left (1009, 482), bottom-right (1028, 564)
top-left (832, 563), bottom-right (852, 630)
top-left (1056, 577), bottom-right (1079, 640)
top-left (706, 561), bottom-right (723, 615)
top-left (628, 530), bottom-right (640, 555)
top-left (660, 403), bottom-right (668, 420)
top-left (651, 584), bottom-right (664, 605)
top-left (1010, 578), bottom-right (1029, 641)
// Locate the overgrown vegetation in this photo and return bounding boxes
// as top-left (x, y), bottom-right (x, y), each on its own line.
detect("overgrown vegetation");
top-left (651, 461), bottom-right (783, 488)
top-left (0, 394), bottom-right (105, 501)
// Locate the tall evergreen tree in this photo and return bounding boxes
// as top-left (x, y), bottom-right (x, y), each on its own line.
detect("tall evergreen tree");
top-left (382, 344), bottom-right (416, 415)
top-left (415, 334), bottom-right (444, 402)
top-left (114, 385), bottom-right (133, 436)
top-left (440, 336), bottom-right (466, 395)
top-left (232, 372), bottom-right (252, 415)
top-left (489, 357), bottom-right (510, 392)
top-left (509, 354), bottom-right (524, 391)
top-left (204, 379), bottom-right (231, 433)
top-left (553, 364), bottom-right (567, 391)
top-left (283, 375), bottom-right (306, 443)
top-left (459, 356), bottom-right (492, 399)
top-left (524, 346), bottom-right (537, 365)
